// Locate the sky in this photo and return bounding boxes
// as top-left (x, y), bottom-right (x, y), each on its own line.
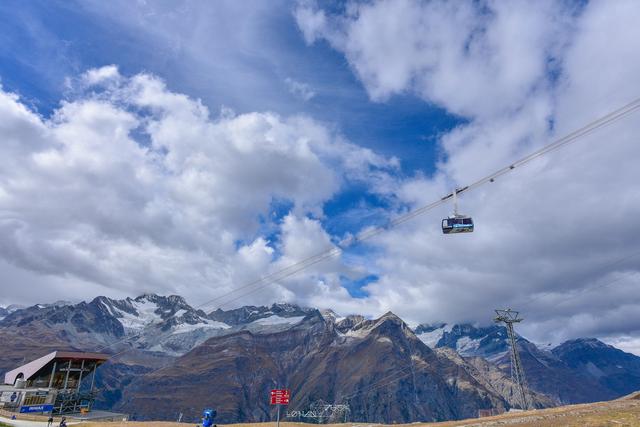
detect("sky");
top-left (0, 0), bottom-right (639, 354)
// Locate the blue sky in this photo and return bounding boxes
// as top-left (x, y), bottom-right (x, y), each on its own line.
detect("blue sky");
top-left (0, 0), bottom-right (458, 174)
top-left (0, 0), bottom-right (459, 300)
top-left (1, 0), bottom-right (640, 353)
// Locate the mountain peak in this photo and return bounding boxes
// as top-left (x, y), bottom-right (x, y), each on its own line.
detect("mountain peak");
top-left (270, 302), bottom-right (304, 312)
top-left (335, 314), bottom-right (365, 333)
top-left (413, 322), bottom-right (515, 361)
top-left (562, 338), bottom-right (609, 348)
top-left (415, 322), bottom-right (447, 335)
top-left (3, 292), bottom-right (640, 416)
top-left (341, 311), bottom-right (412, 340)
top-left (378, 311), bottom-right (403, 323)
top-left (552, 338), bottom-right (614, 357)
top-left (134, 293), bottom-right (161, 302)
top-left (132, 293), bottom-right (191, 310)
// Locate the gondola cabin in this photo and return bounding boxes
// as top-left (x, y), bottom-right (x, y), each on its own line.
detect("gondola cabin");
top-left (442, 216), bottom-right (474, 234)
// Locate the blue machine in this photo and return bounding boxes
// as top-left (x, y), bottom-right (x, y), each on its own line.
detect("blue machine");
top-left (202, 409), bottom-right (217, 427)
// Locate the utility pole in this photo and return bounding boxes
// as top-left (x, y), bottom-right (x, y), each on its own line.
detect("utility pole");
top-left (494, 309), bottom-right (528, 410)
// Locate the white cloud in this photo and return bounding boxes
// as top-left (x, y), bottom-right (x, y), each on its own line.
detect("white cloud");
top-left (3, 0), bottom-right (640, 356)
top-left (0, 67), bottom-right (397, 307)
top-left (76, 0), bottom-right (314, 114)
top-left (285, 77), bottom-right (316, 101)
top-left (81, 65), bottom-right (121, 86)
top-left (606, 336), bottom-right (640, 357)
top-left (296, 0), bottom-right (640, 350)
top-left (296, 0), bottom-right (571, 119)
top-left (293, 2), bottom-right (328, 45)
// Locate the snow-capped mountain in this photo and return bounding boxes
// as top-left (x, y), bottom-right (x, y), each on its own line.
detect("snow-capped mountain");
top-left (414, 322), bottom-right (511, 361)
top-left (116, 309), bottom-right (551, 423)
top-left (335, 314), bottom-right (366, 333)
top-left (91, 294), bottom-right (232, 355)
top-left (0, 297), bottom-right (127, 344)
top-left (208, 302), bottom-right (315, 326)
top-left (3, 294), bottom-right (640, 422)
top-left (0, 294), bottom-right (226, 356)
top-left (412, 322), bottom-right (640, 405)
top-left (0, 295), bottom-right (319, 357)
top-left (0, 304), bottom-right (25, 321)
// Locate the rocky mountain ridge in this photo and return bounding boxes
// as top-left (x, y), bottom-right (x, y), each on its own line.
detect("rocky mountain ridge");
top-left (0, 304), bottom-right (25, 321)
top-left (0, 295), bottom-right (313, 357)
top-left (415, 322), bottom-right (640, 404)
top-left (115, 309), bottom-right (551, 422)
top-left (1, 295), bottom-right (640, 423)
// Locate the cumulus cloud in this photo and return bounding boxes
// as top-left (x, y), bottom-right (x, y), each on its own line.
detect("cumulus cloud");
top-left (2, 0), bottom-right (640, 355)
top-left (296, 0), bottom-right (572, 119)
top-left (296, 0), bottom-right (640, 348)
top-left (0, 68), bottom-right (397, 308)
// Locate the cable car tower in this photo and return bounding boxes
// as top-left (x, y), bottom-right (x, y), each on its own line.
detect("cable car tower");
top-left (494, 309), bottom-right (529, 410)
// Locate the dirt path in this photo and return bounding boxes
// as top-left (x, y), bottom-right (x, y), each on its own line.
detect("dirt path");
top-left (33, 394), bottom-right (640, 427)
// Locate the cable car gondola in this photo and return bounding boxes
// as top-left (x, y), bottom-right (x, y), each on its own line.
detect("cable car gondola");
top-left (442, 189), bottom-right (474, 234)
top-left (442, 216), bottom-right (474, 234)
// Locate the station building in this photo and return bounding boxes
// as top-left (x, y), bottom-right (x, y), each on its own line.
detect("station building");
top-left (1, 351), bottom-right (108, 415)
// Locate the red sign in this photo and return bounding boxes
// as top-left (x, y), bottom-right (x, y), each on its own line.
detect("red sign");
top-left (270, 389), bottom-right (290, 405)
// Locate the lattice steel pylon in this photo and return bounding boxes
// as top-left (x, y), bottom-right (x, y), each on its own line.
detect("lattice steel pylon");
top-left (494, 308), bottom-right (529, 410)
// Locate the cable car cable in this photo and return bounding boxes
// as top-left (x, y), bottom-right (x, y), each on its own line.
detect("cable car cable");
top-left (138, 257), bottom-right (640, 405)
top-left (96, 97), bottom-right (640, 354)
top-left (348, 251), bottom-right (640, 403)
top-left (103, 253), bottom-right (640, 404)
top-left (200, 96), bottom-right (640, 310)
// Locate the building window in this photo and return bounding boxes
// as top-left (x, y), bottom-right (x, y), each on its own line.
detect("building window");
top-left (24, 395), bottom-right (47, 406)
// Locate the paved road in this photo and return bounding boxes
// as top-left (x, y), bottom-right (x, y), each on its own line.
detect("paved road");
top-left (0, 415), bottom-right (49, 427)
top-left (0, 416), bottom-right (80, 427)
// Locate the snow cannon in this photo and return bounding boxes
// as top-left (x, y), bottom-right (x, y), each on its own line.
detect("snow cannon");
top-left (202, 409), bottom-right (217, 427)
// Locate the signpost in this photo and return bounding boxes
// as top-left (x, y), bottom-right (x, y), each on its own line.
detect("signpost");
top-left (270, 389), bottom-right (290, 427)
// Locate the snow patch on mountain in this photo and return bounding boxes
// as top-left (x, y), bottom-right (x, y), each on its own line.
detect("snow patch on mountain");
top-left (455, 336), bottom-right (483, 354)
top-left (320, 309), bottom-right (345, 323)
top-left (416, 323), bottom-right (453, 347)
top-left (250, 315), bottom-right (305, 326)
top-left (171, 319), bottom-right (231, 335)
top-left (415, 323), bottom-right (491, 357)
top-left (122, 300), bottom-right (162, 331)
top-left (209, 303), bottom-right (314, 326)
top-left (173, 309), bottom-right (187, 318)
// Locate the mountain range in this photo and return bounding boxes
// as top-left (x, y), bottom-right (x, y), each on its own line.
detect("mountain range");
top-left (415, 322), bottom-right (636, 404)
top-left (1, 294), bottom-right (639, 423)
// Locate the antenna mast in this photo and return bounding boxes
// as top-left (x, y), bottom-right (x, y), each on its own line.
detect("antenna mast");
top-left (494, 308), bottom-right (529, 410)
